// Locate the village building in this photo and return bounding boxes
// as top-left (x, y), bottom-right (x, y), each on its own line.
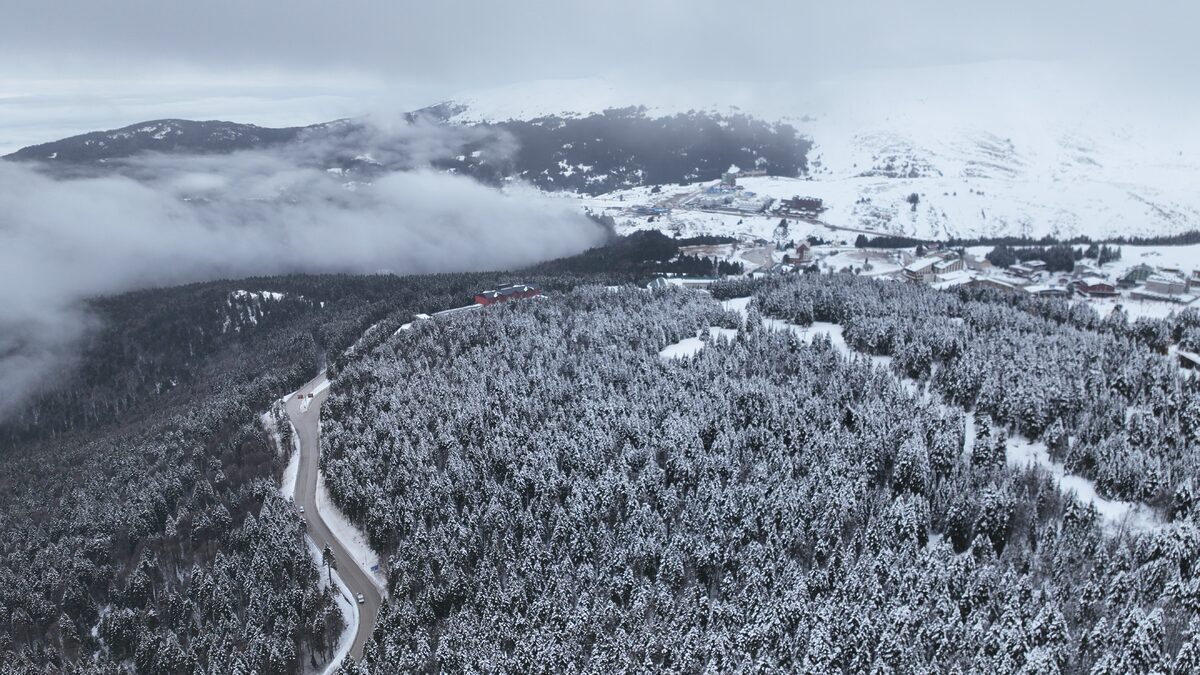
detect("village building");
top-left (933, 257), bottom-right (964, 276)
top-left (691, 184), bottom-right (774, 213)
top-left (474, 283), bottom-right (542, 305)
top-left (751, 263), bottom-right (799, 279)
top-left (904, 252), bottom-right (963, 283)
top-left (647, 277), bottom-right (720, 290)
top-left (1009, 260), bottom-right (1048, 278)
top-left (778, 195), bottom-right (825, 215)
top-left (903, 255), bottom-right (942, 282)
top-left (1118, 264), bottom-right (1156, 288)
top-left (1144, 274), bottom-right (1188, 296)
top-left (967, 277), bottom-right (1021, 293)
top-left (1130, 274), bottom-right (1195, 303)
top-left (1071, 277), bottom-right (1118, 298)
top-left (1023, 284), bottom-right (1071, 298)
top-left (964, 253), bottom-right (992, 272)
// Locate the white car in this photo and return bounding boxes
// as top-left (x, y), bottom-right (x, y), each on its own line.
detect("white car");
top-left (298, 506), bottom-right (305, 514)
top-left (356, 593), bottom-right (366, 604)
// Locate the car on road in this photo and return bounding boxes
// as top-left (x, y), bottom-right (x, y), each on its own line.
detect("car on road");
top-left (356, 593), bottom-right (366, 604)
top-left (298, 506), bottom-right (305, 514)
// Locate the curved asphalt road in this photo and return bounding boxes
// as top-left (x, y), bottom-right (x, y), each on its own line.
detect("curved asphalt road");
top-left (286, 373), bottom-right (382, 663)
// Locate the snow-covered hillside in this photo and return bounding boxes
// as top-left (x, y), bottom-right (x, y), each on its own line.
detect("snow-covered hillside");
top-left (440, 63), bottom-right (1200, 240)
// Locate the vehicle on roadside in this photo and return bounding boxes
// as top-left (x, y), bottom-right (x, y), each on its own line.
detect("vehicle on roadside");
top-left (356, 593), bottom-right (365, 604)
top-left (298, 506), bottom-right (305, 514)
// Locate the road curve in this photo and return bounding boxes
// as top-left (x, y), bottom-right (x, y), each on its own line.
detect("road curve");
top-left (286, 373), bottom-right (382, 664)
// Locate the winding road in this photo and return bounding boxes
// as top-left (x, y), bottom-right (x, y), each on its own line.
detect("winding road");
top-left (286, 373), bottom-right (382, 664)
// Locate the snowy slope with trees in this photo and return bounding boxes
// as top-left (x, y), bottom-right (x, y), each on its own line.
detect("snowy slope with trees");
top-left (320, 282), bottom-right (1200, 672)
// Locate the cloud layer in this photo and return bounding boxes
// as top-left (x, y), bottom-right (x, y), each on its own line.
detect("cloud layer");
top-left (0, 125), bottom-right (607, 417)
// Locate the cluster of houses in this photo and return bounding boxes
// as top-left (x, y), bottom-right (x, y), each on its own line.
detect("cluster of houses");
top-left (750, 243), bottom-right (814, 278)
top-left (684, 165), bottom-right (775, 214)
top-left (898, 249), bottom-right (1199, 307)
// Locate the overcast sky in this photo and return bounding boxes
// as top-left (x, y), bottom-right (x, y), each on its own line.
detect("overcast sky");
top-left (1, 1), bottom-right (1197, 150)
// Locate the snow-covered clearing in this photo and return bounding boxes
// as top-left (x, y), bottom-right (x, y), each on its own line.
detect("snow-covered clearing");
top-left (721, 296), bottom-right (752, 316)
top-left (1005, 435), bottom-right (1160, 532)
top-left (659, 336), bottom-right (706, 360)
top-left (315, 472), bottom-right (388, 592)
top-left (659, 327), bottom-right (739, 360)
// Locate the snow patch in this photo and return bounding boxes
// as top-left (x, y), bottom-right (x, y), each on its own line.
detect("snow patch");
top-left (659, 327), bottom-right (739, 360)
top-left (1006, 436), bottom-right (1161, 532)
top-left (659, 336), bottom-right (707, 360)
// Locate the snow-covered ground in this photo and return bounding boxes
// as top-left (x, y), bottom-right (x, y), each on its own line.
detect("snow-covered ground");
top-left (231, 289), bottom-right (286, 302)
top-left (447, 65), bottom-right (1200, 241)
top-left (659, 327), bottom-right (739, 360)
top-left (1005, 436), bottom-right (1160, 532)
top-left (306, 538), bottom-right (358, 675)
top-left (315, 472), bottom-right (388, 592)
top-left (280, 419), bottom-right (301, 500)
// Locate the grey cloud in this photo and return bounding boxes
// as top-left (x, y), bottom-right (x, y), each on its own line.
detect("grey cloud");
top-left (0, 123), bottom-right (607, 417)
top-left (3, 1), bottom-right (1198, 86)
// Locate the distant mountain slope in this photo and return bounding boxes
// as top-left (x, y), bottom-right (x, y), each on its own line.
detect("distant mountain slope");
top-left (446, 108), bottom-right (809, 193)
top-left (4, 119), bottom-right (308, 162)
top-left (4, 109), bottom-right (810, 195)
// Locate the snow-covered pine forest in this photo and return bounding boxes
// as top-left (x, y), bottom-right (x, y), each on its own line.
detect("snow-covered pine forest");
top-left (324, 280), bottom-right (1200, 673)
top-left (0, 268), bottom-right (633, 673)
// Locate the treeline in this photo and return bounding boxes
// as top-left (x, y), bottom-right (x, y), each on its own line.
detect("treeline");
top-left (322, 284), bottom-right (1199, 672)
top-left (947, 230), bottom-right (1200, 248)
top-left (985, 244), bottom-right (1080, 272)
top-left (675, 234), bottom-right (739, 246)
top-left (855, 234), bottom-right (924, 248)
top-left (669, 254), bottom-right (744, 277)
top-left (985, 243), bottom-right (1121, 272)
top-left (855, 231), bottom-right (1199, 251)
top-left (528, 230), bottom-right (742, 283)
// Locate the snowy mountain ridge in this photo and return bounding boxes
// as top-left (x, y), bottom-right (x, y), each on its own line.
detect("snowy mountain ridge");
top-left (439, 64), bottom-right (1200, 240)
